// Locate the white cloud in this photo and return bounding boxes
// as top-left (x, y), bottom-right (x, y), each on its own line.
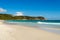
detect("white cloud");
top-left (0, 8), bottom-right (7, 12)
top-left (16, 12), bottom-right (23, 16)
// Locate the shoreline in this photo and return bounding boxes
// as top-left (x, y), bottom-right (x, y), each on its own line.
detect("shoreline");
top-left (5, 21), bottom-right (60, 34)
top-left (0, 21), bottom-right (60, 40)
top-left (1, 20), bottom-right (60, 34)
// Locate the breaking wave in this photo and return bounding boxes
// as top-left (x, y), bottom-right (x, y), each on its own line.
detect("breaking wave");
top-left (37, 21), bottom-right (60, 25)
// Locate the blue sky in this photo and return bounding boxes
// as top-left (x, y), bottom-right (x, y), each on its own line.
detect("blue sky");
top-left (0, 0), bottom-right (60, 20)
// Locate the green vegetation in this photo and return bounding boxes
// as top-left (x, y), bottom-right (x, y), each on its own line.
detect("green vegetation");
top-left (0, 14), bottom-right (45, 20)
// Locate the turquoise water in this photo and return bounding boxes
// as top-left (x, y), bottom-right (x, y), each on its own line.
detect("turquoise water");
top-left (5, 20), bottom-right (60, 28)
top-left (5, 20), bottom-right (60, 34)
top-left (5, 20), bottom-right (60, 23)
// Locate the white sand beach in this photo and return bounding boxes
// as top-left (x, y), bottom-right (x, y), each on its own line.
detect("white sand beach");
top-left (0, 21), bottom-right (60, 40)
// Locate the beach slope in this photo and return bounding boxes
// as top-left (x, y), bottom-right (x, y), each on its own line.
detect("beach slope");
top-left (0, 23), bottom-right (60, 40)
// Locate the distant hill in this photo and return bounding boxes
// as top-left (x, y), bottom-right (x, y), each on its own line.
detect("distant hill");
top-left (0, 14), bottom-right (45, 20)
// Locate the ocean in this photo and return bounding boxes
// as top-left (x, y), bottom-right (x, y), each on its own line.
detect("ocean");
top-left (5, 20), bottom-right (60, 34)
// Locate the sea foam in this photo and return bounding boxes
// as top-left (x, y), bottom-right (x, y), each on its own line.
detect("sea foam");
top-left (37, 21), bottom-right (60, 25)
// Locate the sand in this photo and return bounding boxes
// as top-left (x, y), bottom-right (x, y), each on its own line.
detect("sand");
top-left (0, 21), bottom-right (60, 40)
